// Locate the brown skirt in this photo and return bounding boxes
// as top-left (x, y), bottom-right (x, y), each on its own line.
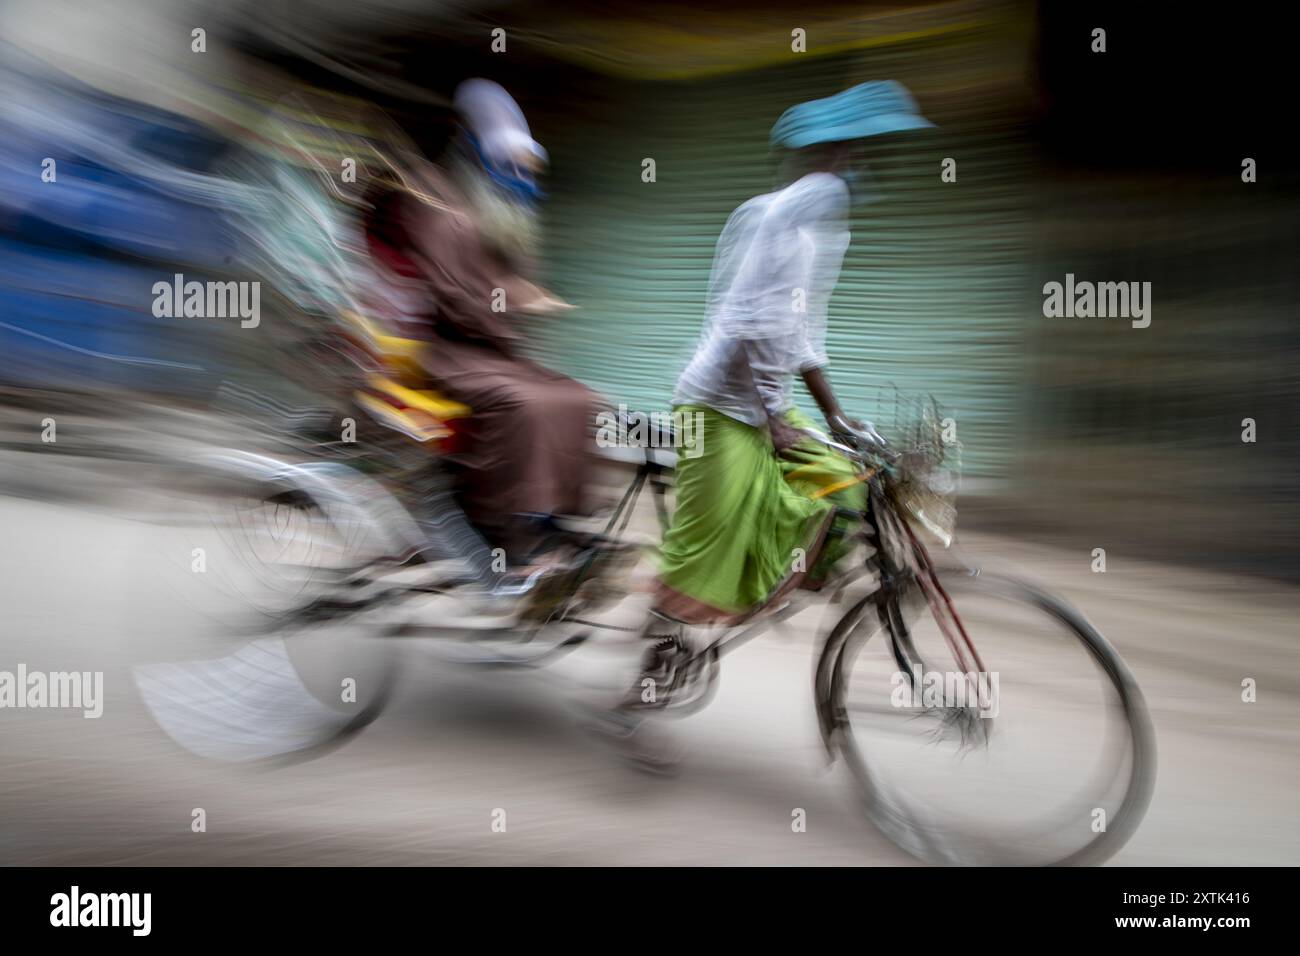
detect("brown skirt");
top-left (419, 339), bottom-right (595, 551)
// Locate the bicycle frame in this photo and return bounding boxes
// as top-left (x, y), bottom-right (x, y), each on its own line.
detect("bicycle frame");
top-left (600, 449), bottom-right (673, 540)
top-left (583, 422), bottom-right (985, 709)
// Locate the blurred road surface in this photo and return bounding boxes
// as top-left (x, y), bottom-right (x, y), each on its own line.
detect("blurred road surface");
top-left (0, 460), bottom-right (1297, 866)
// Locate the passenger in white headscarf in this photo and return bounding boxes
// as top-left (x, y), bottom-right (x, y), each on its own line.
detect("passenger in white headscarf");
top-left (363, 79), bottom-right (594, 562)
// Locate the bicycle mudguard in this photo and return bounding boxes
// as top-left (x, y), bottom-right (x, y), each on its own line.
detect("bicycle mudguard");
top-left (190, 447), bottom-right (427, 562)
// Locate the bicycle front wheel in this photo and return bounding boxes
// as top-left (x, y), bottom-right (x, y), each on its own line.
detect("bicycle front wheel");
top-left (822, 567), bottom-right (1156, 866)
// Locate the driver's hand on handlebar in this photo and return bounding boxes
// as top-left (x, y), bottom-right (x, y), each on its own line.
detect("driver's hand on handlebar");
top-left (828, 414), bottom-right (897, 461)
top-left (828, 413), bottom-right (868, 440)
top-left (767, 414), bottom-right (806, 461)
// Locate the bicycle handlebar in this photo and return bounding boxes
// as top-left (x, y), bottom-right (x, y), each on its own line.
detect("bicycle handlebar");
top-left (799, 426), bottom-right (859, 457)
top-left (802, 419), bottom-right (899, 465)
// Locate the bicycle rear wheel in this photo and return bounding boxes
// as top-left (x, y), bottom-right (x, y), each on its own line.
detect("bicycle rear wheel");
top-left (135, 453), bottom-right (406, 762)
top-left (821, 567), bottom-right (1155, 865)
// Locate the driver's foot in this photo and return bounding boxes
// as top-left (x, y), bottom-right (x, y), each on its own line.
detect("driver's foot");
top-left (581, 709), bottom-right (683, 775)
top-left (621, 613), bottom-right (691, 709)
top-left (633, 635), bottom-right (688, 702)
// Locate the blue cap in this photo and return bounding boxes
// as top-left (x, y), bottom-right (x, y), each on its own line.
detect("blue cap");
top-left (770, 80), bottom-right (934, 149)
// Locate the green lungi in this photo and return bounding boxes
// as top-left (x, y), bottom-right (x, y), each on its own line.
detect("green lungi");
top-left (656, 404), bottom-right (867, 624)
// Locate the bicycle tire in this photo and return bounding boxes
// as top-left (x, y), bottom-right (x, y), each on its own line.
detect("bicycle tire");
top-left (817, 567), bottom-right (1156, 866)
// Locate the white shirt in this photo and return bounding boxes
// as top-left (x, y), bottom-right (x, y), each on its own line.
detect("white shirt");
top-left (674, 172), bottom-right (850, 426)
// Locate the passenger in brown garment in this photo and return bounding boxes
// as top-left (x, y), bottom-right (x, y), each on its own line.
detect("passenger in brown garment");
top-left (364, 79), bottom-right (596, 564)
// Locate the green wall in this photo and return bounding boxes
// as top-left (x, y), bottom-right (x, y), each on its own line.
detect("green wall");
top-left (528, 37), bottom-right (1034, 478)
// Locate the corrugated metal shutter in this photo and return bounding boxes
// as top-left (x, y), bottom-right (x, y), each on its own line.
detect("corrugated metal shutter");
top-left (528, 42), bottom-right (1032, 478)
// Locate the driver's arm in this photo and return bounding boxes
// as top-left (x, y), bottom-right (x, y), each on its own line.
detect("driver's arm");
top-left (801, 366), bottom-right (848, 429)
